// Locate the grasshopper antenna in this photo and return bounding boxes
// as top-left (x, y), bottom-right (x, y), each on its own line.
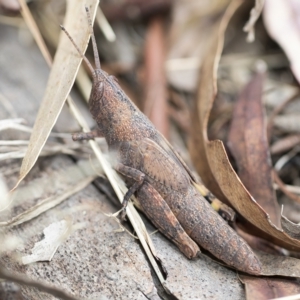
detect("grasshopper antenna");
top-left (60, 24), bottom-right (95, 75)
top-left (85, 6), bottom-right (101, 71)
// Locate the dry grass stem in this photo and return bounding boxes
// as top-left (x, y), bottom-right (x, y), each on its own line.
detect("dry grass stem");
top-left (96, 7), bottom-right (116, 42)
top-left (0, 176), bottom-right (96, 227)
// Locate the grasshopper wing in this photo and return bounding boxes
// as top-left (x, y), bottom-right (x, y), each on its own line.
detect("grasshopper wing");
top-left (138, 138), bottom-right (189, 191)
top-left (154, 134), bottom-right (197, 183)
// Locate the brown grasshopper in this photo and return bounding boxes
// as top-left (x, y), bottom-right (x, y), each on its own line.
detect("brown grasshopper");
top-left (61, 7), bottom-right (262, 275)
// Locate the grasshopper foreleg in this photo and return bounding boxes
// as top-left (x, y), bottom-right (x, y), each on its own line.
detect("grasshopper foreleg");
top-left (115, 163), bottom-right (145, 219)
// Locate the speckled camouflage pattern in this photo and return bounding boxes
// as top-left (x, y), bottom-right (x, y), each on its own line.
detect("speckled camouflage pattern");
top-left (79, 69), bottom-right (262, 275)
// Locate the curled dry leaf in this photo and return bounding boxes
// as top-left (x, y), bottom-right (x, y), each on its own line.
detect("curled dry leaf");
top-left (263, 0), bottom-right (300, 84)
top-left (189, 0), bottom-right (241, 205)
top-left (189, 0), bottom-right (300, 252)
top-left (22, 219), bottom-right (73, 265)
top-left (228, 72), bottom-right (280, 226)
top-left (14, 0), bottom-right (98, 189)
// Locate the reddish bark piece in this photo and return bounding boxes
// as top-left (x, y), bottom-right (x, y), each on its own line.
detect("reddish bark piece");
top-left (240, 275), bottom-right (300, 300)
top-left (143, 15), bottom-right (169, 138)
top-left (228, 72), bottom-right (280, 226)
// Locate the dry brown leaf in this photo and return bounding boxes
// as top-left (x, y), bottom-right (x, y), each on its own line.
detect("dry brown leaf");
top-left (14, 0), bottom-right (98, 189)
top-left (263, 0), bottom-right (300, 84)
top-left (189, 0), bottom-right (300, 251)
top-left (189, 0), bottom-right (240, 204)
top-left (240, 275), bottom-right (300, 300)
top-left (228, 72), bottom-right (280, 226)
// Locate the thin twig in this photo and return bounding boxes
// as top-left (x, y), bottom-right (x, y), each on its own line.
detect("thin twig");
top-left (96, 7), bottom-right (116, 42)
top-left (19, 0), bottom-right (52, 67)
top-left (0, 265), bottom-right (82, 300)
top-left (273, 170), bottom-right (300, 204)
top-left (267, 91), bottom-right (300, 142)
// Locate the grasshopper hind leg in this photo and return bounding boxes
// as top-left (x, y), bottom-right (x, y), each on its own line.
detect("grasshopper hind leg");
top-left (136, 182), bottom-right (200, 259)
